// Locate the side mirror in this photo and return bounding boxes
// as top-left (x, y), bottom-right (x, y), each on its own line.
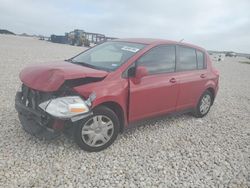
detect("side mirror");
top-left (135, 66), bottom-right (148, 80)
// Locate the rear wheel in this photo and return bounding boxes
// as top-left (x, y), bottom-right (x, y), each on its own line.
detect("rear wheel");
top-left (193, 90), bottom-right (213, 118)
top-left (74, 106), bottom-right (120, 152)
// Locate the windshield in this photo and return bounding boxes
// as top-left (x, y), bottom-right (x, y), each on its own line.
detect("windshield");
top-left (71, 41), bottom-right (145, 71)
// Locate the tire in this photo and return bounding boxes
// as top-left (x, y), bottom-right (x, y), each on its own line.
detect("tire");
top-left (193, 90), bottom-right (213, 118)
top-left (74, 106), bottom-right (120, 152)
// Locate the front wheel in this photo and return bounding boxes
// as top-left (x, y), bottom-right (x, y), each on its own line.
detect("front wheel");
top-left (193, 90), bottom-right (213, 118)
top-left (74, 106), bottom-right (120, 152)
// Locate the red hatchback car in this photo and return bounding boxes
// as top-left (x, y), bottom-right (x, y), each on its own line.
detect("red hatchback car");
top-left (15, 38), bottom-right (219, 151)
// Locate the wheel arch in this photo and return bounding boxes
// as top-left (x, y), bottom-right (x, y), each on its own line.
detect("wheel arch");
top-left (203, 79), bottom-right (217, 104)
top-left (94, 101), bottom-right (125, 133)
top-left (206, 87), bottom-right (215, 104)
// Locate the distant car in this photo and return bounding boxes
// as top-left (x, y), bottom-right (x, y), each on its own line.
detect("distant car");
top-left (210, 53), bottom-right (225, 62)
top-left (226, 52), bottom-right (237, 57)
top-left (15, 38), bottom-right (219, 152)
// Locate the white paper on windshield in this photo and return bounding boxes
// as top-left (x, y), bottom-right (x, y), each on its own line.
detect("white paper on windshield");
top-left (121, 46), bottom-right (140, 53)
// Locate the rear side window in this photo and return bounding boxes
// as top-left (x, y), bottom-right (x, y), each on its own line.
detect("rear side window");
top-left (177, 46), bottom-right (197, 71)
top-left (197, 50), bottom-right (205, 69)
top-left (137, 45), bottom-right (176, 74)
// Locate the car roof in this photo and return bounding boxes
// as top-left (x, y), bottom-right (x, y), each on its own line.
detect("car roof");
top-left (113, 38), bottom-right (206, 52)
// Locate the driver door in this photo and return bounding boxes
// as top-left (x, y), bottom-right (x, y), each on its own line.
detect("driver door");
top-left (128, 45), bottom-right (179, 122)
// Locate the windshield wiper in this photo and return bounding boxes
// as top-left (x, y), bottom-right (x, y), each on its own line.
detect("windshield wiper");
top-left (65, 59), bottom-right (112, 72)
top-left (67, 59), bottom-right (99, 69)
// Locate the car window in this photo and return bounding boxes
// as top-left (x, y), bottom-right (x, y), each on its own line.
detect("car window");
top-left (90, 45), bottom-right (122, 62)
top-left (177, 46), bottom-right (197, 71)
top-left (137, 45), bottom-right (176, 74)
top-left (72, 41), bottom-right (145, 71)
top-left (197, 50), bottom-right (205, 69)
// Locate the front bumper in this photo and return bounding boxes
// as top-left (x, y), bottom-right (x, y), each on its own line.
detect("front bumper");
top-left (15, 91), bottom-right (61, 140)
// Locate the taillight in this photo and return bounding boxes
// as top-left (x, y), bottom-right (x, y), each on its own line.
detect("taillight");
top-left (212, 67), bottom-right (219, 87)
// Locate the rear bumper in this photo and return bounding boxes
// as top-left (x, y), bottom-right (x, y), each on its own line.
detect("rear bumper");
top-left (215, 83), bottom-right (219, 96)
top-left (15, 92), bottom-right (61, 139)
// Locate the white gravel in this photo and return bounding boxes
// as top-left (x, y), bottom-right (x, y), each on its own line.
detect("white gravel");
top-left (0, 34), bottom-right (249, 187)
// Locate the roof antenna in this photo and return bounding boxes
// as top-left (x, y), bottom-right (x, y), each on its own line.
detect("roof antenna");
top-left (179, 38), bottom-right (184, 42)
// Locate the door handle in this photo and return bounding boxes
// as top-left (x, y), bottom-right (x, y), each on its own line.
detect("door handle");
top-left (169, 78), bottom-right (176, 83)
top-left (200, 74), bottom-right (206, 78)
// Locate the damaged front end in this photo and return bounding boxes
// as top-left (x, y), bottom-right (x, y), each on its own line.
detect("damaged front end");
top-left (15, 84), bottom-right (95, 140)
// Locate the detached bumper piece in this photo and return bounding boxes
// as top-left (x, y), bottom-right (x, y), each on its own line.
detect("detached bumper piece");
top-left (15, 89), bottom-right (60, 140)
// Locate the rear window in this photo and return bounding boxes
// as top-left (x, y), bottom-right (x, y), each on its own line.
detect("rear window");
top-left (197, 50), bottom-right (205, 69)
top-left (177, 46), bottom-right (197, 71)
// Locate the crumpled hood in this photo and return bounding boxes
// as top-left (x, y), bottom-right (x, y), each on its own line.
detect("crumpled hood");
top-left (20, 61), bottom-right (108, 92)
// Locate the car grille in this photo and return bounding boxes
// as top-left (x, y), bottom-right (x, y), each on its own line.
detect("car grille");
top-left (21, 85), bottom-right (54, 110)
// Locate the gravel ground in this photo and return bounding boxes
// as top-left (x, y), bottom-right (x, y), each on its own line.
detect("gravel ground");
top-left (0, 35), bottom-right (249, 187)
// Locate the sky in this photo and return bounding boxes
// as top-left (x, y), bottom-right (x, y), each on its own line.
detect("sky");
top-left (0, 0), bottom-right (250, 53)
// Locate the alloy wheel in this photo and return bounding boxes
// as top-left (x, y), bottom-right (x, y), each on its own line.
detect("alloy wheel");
top-left (81, 115), bottom-right (114, 147)
top-left (200, 94), bottom-right (211, 115)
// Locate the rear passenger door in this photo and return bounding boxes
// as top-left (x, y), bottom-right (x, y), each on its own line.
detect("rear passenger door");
top-left (175, 45), bottom-right (208, 110)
